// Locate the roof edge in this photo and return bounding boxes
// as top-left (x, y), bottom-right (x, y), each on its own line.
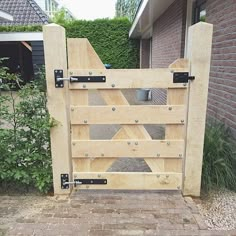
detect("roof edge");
top-left (0, 9), bottom-right (13, 21)
top-left (129, 0), bottom-right (149, 38)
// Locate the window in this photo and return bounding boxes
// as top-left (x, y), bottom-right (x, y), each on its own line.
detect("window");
top-left (193, 0), bottom-right (206, 23)
top-left (45, 0), bottom-right (48, 11)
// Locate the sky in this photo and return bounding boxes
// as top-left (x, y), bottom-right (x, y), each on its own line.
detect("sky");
top-left (60, 0), bottom-right (116, 20)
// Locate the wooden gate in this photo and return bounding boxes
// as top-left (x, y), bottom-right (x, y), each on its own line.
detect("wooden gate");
top-left (43, 22), bottom-right (213, 196)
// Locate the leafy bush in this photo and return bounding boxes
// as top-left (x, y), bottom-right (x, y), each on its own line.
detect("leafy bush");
top-left (0, 67), bottom-right (53, 193)
top-left (63, 18), bottom-right (139, 68)
top-left (0, 18), bottom-right (140, 69)
top-left (201, 120), bottom-right (236, 192)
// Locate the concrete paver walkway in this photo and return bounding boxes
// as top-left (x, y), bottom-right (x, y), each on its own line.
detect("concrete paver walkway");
top-left (1, 191), bottom-right (236, 236)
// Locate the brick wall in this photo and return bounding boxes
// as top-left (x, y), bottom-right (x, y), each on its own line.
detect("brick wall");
top-left (206, 0), bottom-right (236, 138)
top-left (151, 0), bottom-right (187, 68)
top-left (150, 0), bottom-right (187, 105)
top-left (140, 39), bottom-right (150, 68)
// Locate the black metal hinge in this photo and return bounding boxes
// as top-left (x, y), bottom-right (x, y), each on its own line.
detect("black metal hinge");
top-left (173, 72), bottom-right (195, 83)
top-left (74, 179), bottom-right (107, 185)
top-left (61, 174), bottom-right (107, 189)
top-left (70, 76), bottom-right (106, 83)
top-left (54, 69), bottom-right (106, 88)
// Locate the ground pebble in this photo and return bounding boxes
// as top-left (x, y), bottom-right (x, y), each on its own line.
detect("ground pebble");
top-left (195, 189), bottom-right (236, 231)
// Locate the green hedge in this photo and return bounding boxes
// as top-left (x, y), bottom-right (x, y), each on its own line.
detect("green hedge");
top-left (0, 18), bottom-right (140, 69)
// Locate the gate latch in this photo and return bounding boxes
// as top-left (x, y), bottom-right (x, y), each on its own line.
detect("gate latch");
top-left (173, 72), bottom-right (195, 83)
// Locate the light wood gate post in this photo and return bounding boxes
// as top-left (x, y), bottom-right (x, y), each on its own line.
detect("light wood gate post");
top-left (43, 24), bottom-right (72, 195)
top-left (183, 22), bottom-right (213, 196)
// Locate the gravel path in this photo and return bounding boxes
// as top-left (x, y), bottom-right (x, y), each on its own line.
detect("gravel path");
top-left (195, 189), bottom-right (236, 231)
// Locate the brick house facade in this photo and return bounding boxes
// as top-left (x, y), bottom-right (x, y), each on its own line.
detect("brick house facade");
top-left (130, 0), bottom-right (236, 138)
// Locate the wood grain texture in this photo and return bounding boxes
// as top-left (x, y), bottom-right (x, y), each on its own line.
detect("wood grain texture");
top-left (184, 22), bottom-right (213, 196)
top-left (68, 38), bottom-right (116, 172)
top-left (165, 59), bottom-right (189, 177)
top-left (73, 172), bottom-right (182, 190)
top-left (43, 24), bottom-right (71, 194)
top-left (71, 140), bottom-right (184, 158)
top-left (70, 105), bottom-right (185, 125)
top-left (68, 69), bottom-right (188, 89)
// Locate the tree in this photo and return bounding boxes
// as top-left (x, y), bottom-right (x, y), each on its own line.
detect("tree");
top-left (52, 8), bottom-right (72, 25)
top-left (115, 0), bottom-right (140, 22)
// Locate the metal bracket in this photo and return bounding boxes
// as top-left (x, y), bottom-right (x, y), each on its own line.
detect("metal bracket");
top-left (54, 70), bottom-right (64, 88)
top-left (61, 173), bottom-right (69, 189)
top-left (54, 70), bottom-right (106, 88)
top-left (173, 72), bottom-right (195, 83)
top-left (74, 179), bottom-right (107, 185)
top-left (70, 76), bottom-right (106, 83)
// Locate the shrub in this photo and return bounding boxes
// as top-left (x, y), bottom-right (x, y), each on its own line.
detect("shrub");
top-left (0, 67), bottom-right (53, 193)
top-left (201, 120), bottom-right (236, 192)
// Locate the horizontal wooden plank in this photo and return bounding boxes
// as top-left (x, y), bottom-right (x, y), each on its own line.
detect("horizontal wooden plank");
top-left (72, 158), bottom-right (183, 173)
top-left (71, 140), bottom-right (184, 158)
top-left (73, 172), bottom-right (182, 190)
top-left (70, 105), bottom-right (186, 125)
top-left (68, 69), bottom-right (189, 89)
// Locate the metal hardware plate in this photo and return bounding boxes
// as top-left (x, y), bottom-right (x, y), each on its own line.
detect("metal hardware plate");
top-left (61, 174), bottom-right (69, 189)
top-left (70, 76), bottom-right (106, 83)
top-left (54, 70), bottom-right (64, 88)
top-left (173, 72), bottom-right (195, 83)
top-left (74, 179), bottom-right (107, 185)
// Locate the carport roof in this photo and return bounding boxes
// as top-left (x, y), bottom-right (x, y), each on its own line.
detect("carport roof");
top-left (0, 0), bottom-right (49, 26)
top-left (129, 0), bottom-right (175, 39)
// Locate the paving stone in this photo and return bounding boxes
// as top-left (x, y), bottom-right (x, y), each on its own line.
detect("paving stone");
top-left (103, 223), bottom-right (157, 230)
top-left (193, 213), bottom-right (208, 230)
top-left (15, 217), bottom-right (35, 223)
top-left (54, 213), bottom-right (78, 218)
top-left (0, 192), bottom-right (233, 236)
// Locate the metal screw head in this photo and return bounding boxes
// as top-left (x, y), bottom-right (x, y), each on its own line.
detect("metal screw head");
top-left (179, 154), bottom-right (182, 157)
top-left (157, 153), bottom-right (160, 157)
top-left (177, 186), bottom-right (180, 190)
top-left (183, 83), bottom-right (187, 87)
top-left (156, 174), bottom-right (160, 178)
top-left (112, 107), bottom-right (116, 111)
top-left (127, 142), bottom-right (131, 145)
top-left (69, 71), bottom-right (73, 75)
top-left (83, 84), bottom-right (86, 89)
top-left (166, 175), bottom-right (169, 178)
top-left (89, 71), bottom-right (92, 75)
top-left (181, 120), bottom-right (184, 123)
top-left (85, 153), bottom-right (88, 157)
top-left (71, 108), bottom-right (74, 111)
top-left (98, 174), bottom-right (101, 178)
top-left (72, 142), bottom-right (76, 146)
top-left (101, 153), bottom-right (104, 157)
top-left (168, 107), bottom-right (172, 111)
top-left (135, 142), bottom-right (138, 145)
top-left (167, 141), bottom-right (170, 146)
top-left (111, 84), bottom-right (115, 88)
top-left (170, 70), bottom-right (174, 73)
top-left (135, 120), bottom-right (139, 123)
top-left (84, 120), bottom-right (88, 124)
